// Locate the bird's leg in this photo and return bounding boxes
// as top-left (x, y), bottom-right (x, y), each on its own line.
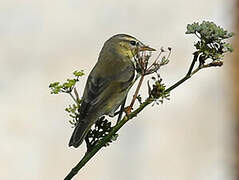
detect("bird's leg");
top-left (107, 97), bottom-right (127, 122)
top-left (117, 97), bottom-right (127, 123)
top-left (108, 108), bottom-right (123, 118)
top-left (113, 104), bottom-right (131, 118)
top-left (109, 110), bottom-right (120, 117)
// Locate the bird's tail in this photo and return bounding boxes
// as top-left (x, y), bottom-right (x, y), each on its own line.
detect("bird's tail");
top-left (68, 117), bottom-right (94, 148)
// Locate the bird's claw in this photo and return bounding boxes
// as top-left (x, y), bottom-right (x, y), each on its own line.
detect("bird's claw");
top-left (124, 106), bottom-right (132, 116)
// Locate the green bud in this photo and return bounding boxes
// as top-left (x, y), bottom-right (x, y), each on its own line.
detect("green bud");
top-left (73, 70), bottom-right (85, 77)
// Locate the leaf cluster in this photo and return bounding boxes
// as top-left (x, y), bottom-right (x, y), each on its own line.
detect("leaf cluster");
top-left (149, 77), bottom-right (170, 105)
top-left (49, 70), bottom-right (117, 153)
top-left (85, 116), bottom-right (118, 152)
top-left (49, 70), bottom-right (84, 127)
top-left (49, 70), bottom-right (84, 94)
top-left (65, 104), bottom-right (81, 127)
top-left (186, 21), bottom-right (234, 63)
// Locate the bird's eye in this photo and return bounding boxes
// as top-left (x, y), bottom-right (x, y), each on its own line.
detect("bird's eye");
top-left (130, 40), bottom-right (136, 46)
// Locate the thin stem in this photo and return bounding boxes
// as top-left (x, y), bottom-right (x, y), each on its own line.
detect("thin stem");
top-left (69, 92), bottom-right (79, 105)
top-left (129, 75), bottom-right (145, 109)
top-left (147, 50), bottom-right (163, 70)
top-left (166, 58), bottom-right (219, 93)
top-left (64, 53), bottom-right (217, 180)
top-left (117, 97), bottom-right (126, 123)
top-left (64, 116), bottom-right (129, 180)
top-left (165, 75), bottom-right (191, 92)
top-left (166, 54), bottom-right (198, 92)
top-left (64, 98), bottom-right (153, 180)
top-left (74, 88), bottom-right (80, 103)
top-left (64, 60), bottom-right (198, 179)
top-left (195, 32), bottom-right (201, 39)
top-left (186, 52), bottom-right (198, 76)
top-left (165, 48), bottom-right (172, 63)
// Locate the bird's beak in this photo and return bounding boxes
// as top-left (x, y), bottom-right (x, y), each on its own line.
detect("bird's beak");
top-left (138, 42), bottom-right (156, 51)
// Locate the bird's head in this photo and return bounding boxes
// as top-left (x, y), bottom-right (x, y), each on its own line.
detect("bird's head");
top-left (100, 34), bottom-right (156, 60)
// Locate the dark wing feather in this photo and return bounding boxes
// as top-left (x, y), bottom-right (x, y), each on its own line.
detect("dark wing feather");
top-left (80, 74), bottom-right (110, 117)
top-left (80, 58), bottom-right (135, 118)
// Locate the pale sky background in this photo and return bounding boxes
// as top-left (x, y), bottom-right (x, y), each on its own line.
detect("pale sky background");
top-left (0, 0), bottom-right (236, 180)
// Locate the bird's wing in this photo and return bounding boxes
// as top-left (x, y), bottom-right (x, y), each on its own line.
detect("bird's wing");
top-left (80, 59), bottom-right (135, 117)
top-left (80, 75), bottom-right (109, 117)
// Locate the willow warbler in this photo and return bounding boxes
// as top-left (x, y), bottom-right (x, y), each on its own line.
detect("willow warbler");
top-left (69, 34), bottom-right (155, 148)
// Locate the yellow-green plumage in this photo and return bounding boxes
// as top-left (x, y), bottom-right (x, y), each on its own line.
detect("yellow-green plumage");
top-left (69, 34), bottom-right (155, 148)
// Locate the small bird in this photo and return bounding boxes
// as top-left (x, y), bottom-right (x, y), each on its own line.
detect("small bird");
top-left (69, 34), bottom-right (155, 148)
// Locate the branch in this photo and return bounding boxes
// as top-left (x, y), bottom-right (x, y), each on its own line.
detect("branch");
top-left (64, 98), bottom-right (152, 180)
top-left (59, 21), bottom-right (234, 180)
top-left (69, 92), bottom-right (79, 106)
top-left (64, 53), bottom-right (205, 180)
top-left (128, 74), bottom-right (145, 113)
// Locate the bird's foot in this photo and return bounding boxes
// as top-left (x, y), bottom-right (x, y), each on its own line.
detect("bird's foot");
top-left (124, 106), bottom-right (132, 116)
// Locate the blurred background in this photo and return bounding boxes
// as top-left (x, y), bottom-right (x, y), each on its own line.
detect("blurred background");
top-left (0, 0), bottom-right (237, 180)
